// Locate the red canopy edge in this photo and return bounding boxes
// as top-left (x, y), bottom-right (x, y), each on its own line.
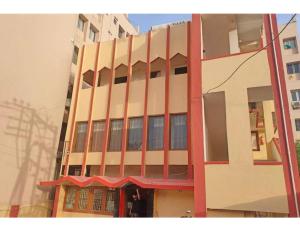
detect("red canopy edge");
top-left (39, 176), bottom-right (194, 190)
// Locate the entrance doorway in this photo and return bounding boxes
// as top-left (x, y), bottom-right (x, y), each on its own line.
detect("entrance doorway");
top-left (123, 184), bottom-right (154, 217)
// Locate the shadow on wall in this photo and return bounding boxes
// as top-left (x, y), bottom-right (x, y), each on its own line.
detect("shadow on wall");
top-left (221, 194), bottom-right (288, 216)
top-left (0, 98), bottom-right (58, 214)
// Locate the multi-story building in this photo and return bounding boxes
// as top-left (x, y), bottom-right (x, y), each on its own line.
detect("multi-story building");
top-left (56, 14), bottom-right (138, 180)
top-left (278, 19), bottom-right (300, 168)
top-left (0, 14), bottom-right (137, 217)
top-left (40, 14), bottom-right (300, 217)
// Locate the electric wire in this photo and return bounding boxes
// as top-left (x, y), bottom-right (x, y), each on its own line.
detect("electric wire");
top-left (206, 14), bottom-right (297, 94)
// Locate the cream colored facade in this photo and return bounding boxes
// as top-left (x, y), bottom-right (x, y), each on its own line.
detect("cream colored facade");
top-left (278, 19), bottom-right (300, 141)
top-left (0, 14), bottom-right (137, 217)
top-left (53, 15), bottom-right (292, 218)
top-left (60, 14), bottom-right (137, 175)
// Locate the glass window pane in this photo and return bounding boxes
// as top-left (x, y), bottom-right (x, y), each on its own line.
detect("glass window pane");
top-left (296, 119), bottom-right (300, 131)
top-left (294, 63), bottom-right (300, 73)
top-left (93, 189), bottom-right (103, 211)
top-left (78, 188), bottom-right (89, 210)
top-left (108, 120), bottom-right (123, 151)
top-left (105, 190), bottom-right (115, 212)
top-left (65, 188), bottom-right (76, 209)
top-left (90, 121), bottom-right (105, 152)
top-left (127, 117), bottom-right (143, 150)
top-left (77, 17), bottom-right (84, 31)
top-left (287, 63), bottom-right (294, 74)
top-left (89, 28), bottom-right (96, 41)
top-left (284, 38), bottom-right (296, 49)
top-left (171, 114), bottom-right (187, 150)
top-left (291, 90), bottom-right (298, 101)
top-left (148, 116), bottom-right (164, 150)
top-left (72, 46), bottom-right (79, 65)
top-left (74, 122), bottom-right (87, 152)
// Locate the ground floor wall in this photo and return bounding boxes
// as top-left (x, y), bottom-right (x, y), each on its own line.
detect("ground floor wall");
top-left (0, 200), bottom-right (53, 217)
top-left (153, 190), bottom-right (194, 217)
top-left (53, 174), bottom-right (290, 218)
top-left (205, 165), bottom-right (289, 214)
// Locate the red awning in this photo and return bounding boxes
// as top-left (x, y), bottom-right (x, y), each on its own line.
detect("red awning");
top-left (39, 176), bottom-right (193, 190)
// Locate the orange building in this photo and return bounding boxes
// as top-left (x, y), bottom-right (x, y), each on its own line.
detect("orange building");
top-left (41, 14), bottom-right (300, 217)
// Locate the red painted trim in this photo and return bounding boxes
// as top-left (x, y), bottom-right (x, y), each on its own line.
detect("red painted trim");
top-left (81, 42), bottom-right (101, 176)
top-left (163, 26), bottom-right (171, 179)
top-left (51, 185), bottom-right (61, 217)
top-left (201, 48), bottom-right (266, 62)
top-left (187, 22), bottom-right (193, 179)
top-left (40, 176), bottom-right (194, 191)
top-left (141, 31), bottom-right (151, 177)
top-left (100, 39), bottom-right (117, 176)
top-left (9, 205), bottom-right (20, 217)
top-left (264, 14), bottom-right (298, 217)
top-left (191, 14), bottom-right (206, 217)
top-left (119, 188), bottom-right (125, 217)
top-left (205, 161), bottom-right (229, 165)
top-left (253, 161), bottom-right (282, 165)
top-left (273, 137), bottom-right (281, 155)
top-left (270, 14), bottom-right (300, 213)
top-left (64, 45), bottom-right (86, 176)
top-left (120, 35), bottom-right (133, 177)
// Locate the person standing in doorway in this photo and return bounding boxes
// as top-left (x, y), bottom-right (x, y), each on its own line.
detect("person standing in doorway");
top-left (129, 188), bottom-right (141, 217)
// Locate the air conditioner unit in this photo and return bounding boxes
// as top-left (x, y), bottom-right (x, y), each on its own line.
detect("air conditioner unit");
top-left (292, 101), bottom-right (300, 109)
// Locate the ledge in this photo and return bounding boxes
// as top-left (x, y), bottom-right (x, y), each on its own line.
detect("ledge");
top-left (205, 161), bottom-right (229, 165)
top-left (253, 161), bottom-right (283, 165)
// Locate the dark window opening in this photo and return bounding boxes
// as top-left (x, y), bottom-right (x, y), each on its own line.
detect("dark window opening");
top-left (150, 71), bottom-right (161, 79)
top-left (283, 37), bottom-right (297, 49)
top-left (113, 17), bottom-right (118, 25)
top-left (118, 25), bottom-right (125, 38)
top-left (89, 24), bottom-right (98, 42)
top-left (174, 66), bottom-right (187, 75)
top-left (169, 165), bottom-right (188, 179)
top-left (296, 119), bottom-right (300, 131)
top-left (287, 62), bottom-right (300, 74)
top-left (72, 46), bottom-right (79, 64)
top-left (77, 15), bottom-right (86, 31)
top-left (85, 165), bottom-right (91, 177)
top-left (145, 165), bottom-right (164, 178)
top-left (114, 76), bottom-right (127, 84)
top-left (68, 165), bottom-right (82, 176)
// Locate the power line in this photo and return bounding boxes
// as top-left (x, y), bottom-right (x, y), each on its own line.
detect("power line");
top-left (206, 14), bottom-right (297, 94)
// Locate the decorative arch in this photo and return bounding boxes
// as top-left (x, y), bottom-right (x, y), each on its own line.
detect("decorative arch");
top-left (82, 70), bottom-right (94, 89)
top-left (132, 61), bottom-right (147, 81)
top-left (98, 67), bottom-right (111, 87)
top-left (150, 57), bottom-right (166, 79)
top-left (170, 53), bottom-right (187, 76)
